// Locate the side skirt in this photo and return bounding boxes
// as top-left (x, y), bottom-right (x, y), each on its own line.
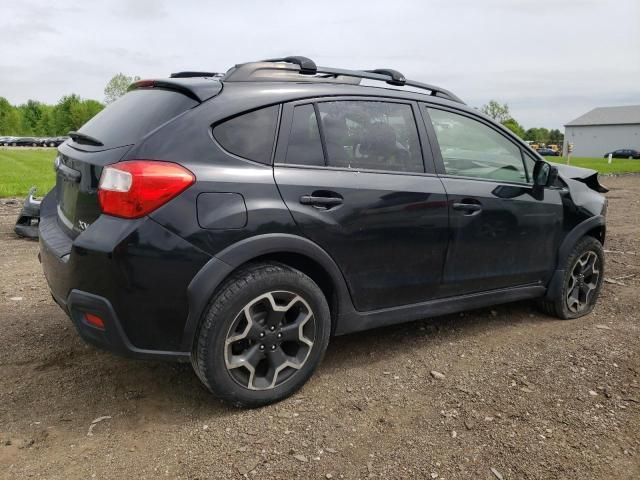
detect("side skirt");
top-left (334, 284), bottom-right (546, 335)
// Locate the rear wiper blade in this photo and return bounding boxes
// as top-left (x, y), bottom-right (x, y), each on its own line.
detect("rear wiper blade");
top-left (68, 131), bottom-right (104, 147)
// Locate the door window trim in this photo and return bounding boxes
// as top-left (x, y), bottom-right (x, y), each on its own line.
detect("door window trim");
top-left (274, 96), bottom-right (438, 176)
top-left (420, 103), bottom-right (534, 186)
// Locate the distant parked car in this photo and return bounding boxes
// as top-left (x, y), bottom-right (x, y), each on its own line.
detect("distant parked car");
top-left (538, 147), bottom-right (560, 156)
top-left (13, 137), bottom-right (40, 147)
top-left (604, 149), bottom-right (640, 159)
top-left (0, 136), bottom-right (18, 146)
top-left (51, 136), bottom-right (69, 147)
top-left (38, 137), bottom-right (57, 147)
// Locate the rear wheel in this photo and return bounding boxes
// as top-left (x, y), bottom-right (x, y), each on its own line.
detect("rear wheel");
top-left (192, 263), bottom-right (331, 407)
top-left (539, 236), bottom-right (604, 319)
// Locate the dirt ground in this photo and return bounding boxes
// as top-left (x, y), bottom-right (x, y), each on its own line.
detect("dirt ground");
top-left (1, 176), bottom-right (639, 480)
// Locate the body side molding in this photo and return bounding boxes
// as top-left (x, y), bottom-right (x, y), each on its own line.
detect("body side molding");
top-left (335, 284), bottom-right (545, 335)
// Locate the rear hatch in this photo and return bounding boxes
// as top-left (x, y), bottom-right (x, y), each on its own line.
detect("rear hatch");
top-left (55, 87), bottom-right (200, 238)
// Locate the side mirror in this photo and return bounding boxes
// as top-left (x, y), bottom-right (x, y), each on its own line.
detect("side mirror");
top-left (533, 161), bottom-right (558, 187)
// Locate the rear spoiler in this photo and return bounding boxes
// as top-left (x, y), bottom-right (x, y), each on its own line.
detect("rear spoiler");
top-left (128, 77), bottom-right (223, 102)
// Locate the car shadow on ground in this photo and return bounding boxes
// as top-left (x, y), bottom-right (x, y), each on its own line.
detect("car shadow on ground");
top-left (5, 298), bottom-right (555, 426)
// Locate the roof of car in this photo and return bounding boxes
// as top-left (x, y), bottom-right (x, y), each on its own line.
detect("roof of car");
top-left (142, 56), bottom-right (467, 107)
top-left (566, 105), bottom-right (640, 127)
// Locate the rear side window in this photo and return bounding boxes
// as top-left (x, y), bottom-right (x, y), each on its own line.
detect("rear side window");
top-left (317, 101), bottom-right (424, 173)
top-left (78, 89), bottom-right (198, 148)
top-left (213, 105), bottom-right (279, 164)
top-left (285, 104), bottom-right (325, 166)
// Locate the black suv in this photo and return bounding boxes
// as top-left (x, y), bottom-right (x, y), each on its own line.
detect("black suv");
top-left (39, 57), bottom-right (608, 407)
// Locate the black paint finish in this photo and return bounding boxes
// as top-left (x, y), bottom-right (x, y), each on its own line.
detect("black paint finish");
top-left (39, 75), bottom-right (607, 360)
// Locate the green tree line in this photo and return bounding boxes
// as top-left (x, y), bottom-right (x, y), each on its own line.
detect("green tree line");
top-left (481, 100), bottom-right (564, 146)
top-left (0, 74), bottom-right (142, 136)
top-left (0, 95), bottom-right (104, 136)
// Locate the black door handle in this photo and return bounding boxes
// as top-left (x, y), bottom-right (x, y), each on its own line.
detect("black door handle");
top-left (452, 202), bottom-right (482, 213)
top-left (300, 195), bottom-right (343, 208)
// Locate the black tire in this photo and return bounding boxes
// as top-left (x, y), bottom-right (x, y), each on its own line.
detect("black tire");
top-left (539, 236), bottom-right (604, 319)
top-left (192, 263), bottom-right (331, 408)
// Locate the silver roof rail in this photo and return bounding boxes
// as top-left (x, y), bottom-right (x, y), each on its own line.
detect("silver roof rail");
top-left (222, 56), bottom-right (464, 104)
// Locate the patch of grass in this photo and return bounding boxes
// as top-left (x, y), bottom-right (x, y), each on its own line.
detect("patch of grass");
top-left (546, 156), bottom-right (640, 174)
top-left (0, 148), bottom-right (57, 198)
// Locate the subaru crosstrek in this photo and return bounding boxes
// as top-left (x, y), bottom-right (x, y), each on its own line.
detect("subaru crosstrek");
top-left (39, 56), bottom-right (608, 407)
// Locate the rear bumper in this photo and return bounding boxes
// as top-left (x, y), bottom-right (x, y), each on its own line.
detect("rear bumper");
top-left (39, 189), bottom-right (211, 358)
top-left (53, 289), bottom-right (188, 361)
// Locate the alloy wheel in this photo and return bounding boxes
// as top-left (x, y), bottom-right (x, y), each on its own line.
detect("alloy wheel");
top-left (224, 291), bottom-right (315, 390)
top-left (566, 251), bottom-right (600, 313)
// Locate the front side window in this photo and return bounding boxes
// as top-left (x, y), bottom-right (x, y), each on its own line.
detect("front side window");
top-left (213, 105), bottom-right (279, 164)
top-left (317, 101), bottom-right (424, 173)
top-left (427, 108), bottom-right (528, 183)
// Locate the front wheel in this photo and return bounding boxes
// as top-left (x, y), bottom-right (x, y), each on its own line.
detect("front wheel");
top-left (192, 263), bottom-right (331, 408)
top-left (539, 236), bottom-right (604, 319)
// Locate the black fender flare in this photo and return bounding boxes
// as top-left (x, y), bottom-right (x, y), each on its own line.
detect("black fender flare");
top-left (545, 215), bottom-right (605, 300)
top-left (180, 233), bottom-right (354, 351)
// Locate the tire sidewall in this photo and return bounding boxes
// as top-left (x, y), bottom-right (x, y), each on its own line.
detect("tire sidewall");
top-left (198, 265), bottom-right (331, 407)
top-left (558, 237), bottom-right (605, 319)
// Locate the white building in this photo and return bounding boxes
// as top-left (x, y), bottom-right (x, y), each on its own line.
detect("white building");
top-left (564, 105), bottom-right (640, 157)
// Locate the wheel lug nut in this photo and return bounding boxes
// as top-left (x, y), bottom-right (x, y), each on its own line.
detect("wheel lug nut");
top-left (259, 332), bottom-right (265, 338)
top-left (270, 326), bottom-right (275, 331)
top-left (271, 345), bottom-right (276, 350)
top-left (277, 333), bottom-right (282, 338)
top-left (259, 344), bottom-right (265, 350)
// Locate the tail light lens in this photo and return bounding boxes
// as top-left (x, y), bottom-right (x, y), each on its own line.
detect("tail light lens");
top-left (98, 160), bottom-right (195, 219)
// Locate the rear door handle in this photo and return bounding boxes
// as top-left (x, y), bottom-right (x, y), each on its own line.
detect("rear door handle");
top-left (300, 195), bottom-right (343, 208)
top-left (452, 202), bottom-right (482, 214)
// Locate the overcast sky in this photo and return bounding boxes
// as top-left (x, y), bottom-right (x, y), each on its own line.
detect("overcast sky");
top-left (1, 0), bottom-right (638, 129)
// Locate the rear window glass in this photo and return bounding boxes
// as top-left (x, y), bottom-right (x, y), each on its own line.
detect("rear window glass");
top-left (213, 105), bottom-right (279, 164)
top-left (78, 89), bottom-right (198, 148)
top-left (285, 104), bottom-right (325, 166)
top-left (317, 101), bottom-right (424, 173)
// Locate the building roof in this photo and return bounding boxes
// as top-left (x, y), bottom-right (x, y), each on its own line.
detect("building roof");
top-left (566, 105), bottom-right (640, 127)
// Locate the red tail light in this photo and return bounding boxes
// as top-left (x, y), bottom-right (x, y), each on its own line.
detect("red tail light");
top-left (98, 160), bottom-right (195, 219)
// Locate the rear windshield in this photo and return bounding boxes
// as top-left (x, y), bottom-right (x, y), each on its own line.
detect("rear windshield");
top-left (77, 88), bottom-right (198, 148)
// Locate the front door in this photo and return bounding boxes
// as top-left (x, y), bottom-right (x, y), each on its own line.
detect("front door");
top-left (422, 105), bottom-right (563, 296)
top-left (274, 99), bottom-right (449, 311)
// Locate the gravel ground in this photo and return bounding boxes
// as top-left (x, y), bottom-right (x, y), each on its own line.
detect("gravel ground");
top-left (0, 176), bottom-right (639, 480)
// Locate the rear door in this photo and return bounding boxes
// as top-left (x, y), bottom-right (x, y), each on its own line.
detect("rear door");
top-left (55, 88), bottom-right (199, 237)
top-left (274, 98), bottom-right (449, 311)
top-left (422, 105), bottom-right (563, 296)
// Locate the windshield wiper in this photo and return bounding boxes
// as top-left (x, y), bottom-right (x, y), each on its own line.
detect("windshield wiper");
top-left (68, 131), bottom-right (104, 147)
